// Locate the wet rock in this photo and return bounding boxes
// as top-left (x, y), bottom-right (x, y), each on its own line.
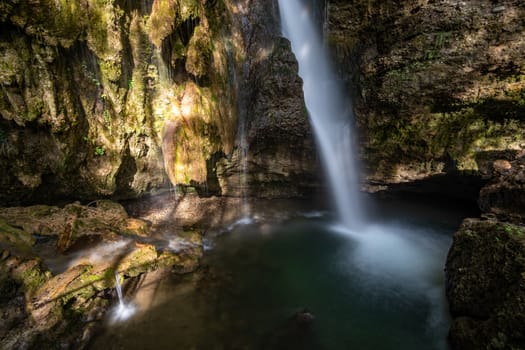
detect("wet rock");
top-left (292, 309), bottom-right (316, 328)
top-left (446, 218), bottom-right (525, 349)
top-left (116, 242), bottom-right (158, 277)
top-left (0, 251), bottom-right (52, 349)
top-left (0, 218), bottom-right (35, 254)
top-left (0, 0), bottom-right (320, 205)
top-left (122, 218), bottom-right (151, 238)
top-left (492, 159), bottom-right (512, 174)
top-left (158, 246), bottom-right (203, 275)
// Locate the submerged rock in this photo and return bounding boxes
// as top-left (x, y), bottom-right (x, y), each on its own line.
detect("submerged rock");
top-left (446, 218), bottom-right (525, 349)
top-left (262, 308), bottom-right (320, 350)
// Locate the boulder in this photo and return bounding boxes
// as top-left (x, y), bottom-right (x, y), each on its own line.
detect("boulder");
top-left (446, 218), bottom-right (525, 349)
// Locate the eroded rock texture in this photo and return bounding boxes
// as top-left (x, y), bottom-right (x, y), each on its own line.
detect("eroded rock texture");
top-left (0, 0), bottom-right (319, 205)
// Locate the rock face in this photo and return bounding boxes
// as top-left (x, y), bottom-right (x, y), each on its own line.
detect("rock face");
top-left (446, 218), bottom-right (525, 350)
top-left (0, 0), bottom-right (319, 206)
top-left (327, 0), bottom-right (525, 190)
top-left (216, 0), bottom-right (320, 198)
top-left (216, 35), bottom-right (319, 198)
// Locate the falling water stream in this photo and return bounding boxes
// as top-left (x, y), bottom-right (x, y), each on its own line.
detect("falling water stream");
top-left (110, 271), bottom-right (136, 324)
top-left (279, 0), bottom-right (363, 229)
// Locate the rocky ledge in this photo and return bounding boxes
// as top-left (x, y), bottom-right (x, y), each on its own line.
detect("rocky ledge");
top-left (478, 152), bottom-right (525, 223)
top-left (0, 200), bottom-right (202, 349)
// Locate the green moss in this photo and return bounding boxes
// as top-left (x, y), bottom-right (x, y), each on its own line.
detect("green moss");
top-left (19, 263), bottom-right (50, 294)
top-left (501, 223), bottom-right (524, 238)
top-left (99, 60), bottom-right (121, 83)
top-left (424, 31), bottom-right (452, 61)
top-left (185, 24), bottom-right (212, 77)
top-left (117, 244), bottom-right (158, 277)
top-left (147, 0), bottom-right (178, 46)
top-left (77, 266), bottom-right (116, 292)
top-left (366, 98), bottom-right (525, 175)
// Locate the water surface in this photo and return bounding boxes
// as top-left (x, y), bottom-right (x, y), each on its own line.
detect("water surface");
top-left (90, 197), bottom-right (475, 350)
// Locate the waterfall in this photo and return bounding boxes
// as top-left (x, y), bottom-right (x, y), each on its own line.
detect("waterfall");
top-left (110, 271), bottom-right (136, 323)
top-left (278, 0), bottom-right (364, 229)
top-left (115, 271), bottom-right (125, 306)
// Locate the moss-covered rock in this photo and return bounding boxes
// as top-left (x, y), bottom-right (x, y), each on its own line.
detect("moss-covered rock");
top-left (0, 200), bottom-right (142, 251)
top-left (0, 250), bottom-right (52, 348)
top-left (0, 0), bottom-right (321, 204)
top-left (446, 218), bottom-right (525, 349)
top-left (0, 0), bottom-right (232, 204)
top-left (215, 1), bottom-right (320, 198)
top-left (0, 198), bottom-right (205, 348)
top-left (328, 0), bottom-right (525, 190)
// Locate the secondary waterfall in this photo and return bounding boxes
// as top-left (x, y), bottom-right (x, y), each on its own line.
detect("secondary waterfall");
top-left (110, 271), bottom-right (135, 323)
top-left (279, 0), bottom-right (363, 229)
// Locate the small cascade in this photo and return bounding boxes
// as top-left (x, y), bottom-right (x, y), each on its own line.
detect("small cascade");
top-left (115, 271), bottom-right (124, 304)
top-left (278, 0), bottom-right (364, 230)
top-left (110, 271), bottom-right (136, 324)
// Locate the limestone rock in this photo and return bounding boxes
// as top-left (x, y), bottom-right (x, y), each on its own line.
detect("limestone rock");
top-left (0, 0), bottom-right (320, 204)
top-left (0, 200), bottom-right (152, 252)
top-left (0, 218), bottom-right (36, 254)
top-left (0, 250), bottom-right (52, 349)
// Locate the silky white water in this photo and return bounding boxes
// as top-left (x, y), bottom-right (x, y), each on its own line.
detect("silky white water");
top-left (278, 3), bottom-right (452, 344)
top-left (110, 271), bottom-right (135, 324)
top-left (279, 0), bottom-right (363, 230)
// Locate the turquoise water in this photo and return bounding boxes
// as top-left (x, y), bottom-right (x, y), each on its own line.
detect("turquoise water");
top-left (90, 197), bottom-right (475, 350)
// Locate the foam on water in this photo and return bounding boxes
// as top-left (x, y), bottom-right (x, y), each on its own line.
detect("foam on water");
top-left (331, 223), bottom-right (449, 289)
top-left (227, 216), bottom-right (255, 231)
top-left (110, 301), bottom-right (136, 324)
